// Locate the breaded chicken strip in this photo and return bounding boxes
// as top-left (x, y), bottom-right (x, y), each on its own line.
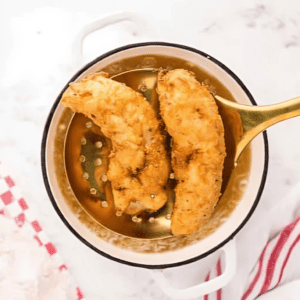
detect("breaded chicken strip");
top-left (157, 69), bottom-right (226, 235)
top-left (61, 72), bottom-right (170, 215)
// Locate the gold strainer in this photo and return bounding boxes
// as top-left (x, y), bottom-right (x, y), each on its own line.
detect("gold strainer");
top-left (62, 68), bottom-right (241, 239)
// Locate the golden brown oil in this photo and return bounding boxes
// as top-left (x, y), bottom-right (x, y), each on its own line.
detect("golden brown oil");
top-left (62, 54), bottom-right (251, 239)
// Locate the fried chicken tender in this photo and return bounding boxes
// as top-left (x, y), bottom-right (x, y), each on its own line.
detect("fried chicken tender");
top-left (61, 72), bottom-right (170, 215)
top-left (157, 69), bottom-right (226, 235)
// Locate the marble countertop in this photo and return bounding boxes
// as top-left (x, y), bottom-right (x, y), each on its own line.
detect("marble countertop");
top-left (1, 0), bottom-right (300, 299)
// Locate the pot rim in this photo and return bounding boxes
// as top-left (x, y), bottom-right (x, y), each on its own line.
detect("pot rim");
top-left (41, 41), bottom-right (269, 269)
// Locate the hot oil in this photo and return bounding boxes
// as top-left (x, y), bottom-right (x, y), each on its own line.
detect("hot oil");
top-left (65, 114), bottom-right (173, 238)
top-left (64, 54), bottom-right (251, 239)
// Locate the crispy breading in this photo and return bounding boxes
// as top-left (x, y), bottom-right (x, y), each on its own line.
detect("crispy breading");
top-left (157, 69), bottom-right (226, 235)
top-left (61, 72), bottom-right (171, 215)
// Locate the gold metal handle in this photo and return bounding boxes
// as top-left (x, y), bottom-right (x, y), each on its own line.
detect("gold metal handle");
top-left (214, 95), bottom-right (300, 164)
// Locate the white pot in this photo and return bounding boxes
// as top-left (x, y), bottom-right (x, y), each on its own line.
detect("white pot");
top-left (41, 12), bottom-right (268, 299)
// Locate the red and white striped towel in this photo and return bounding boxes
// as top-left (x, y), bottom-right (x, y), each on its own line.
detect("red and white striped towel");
top-left (203, 183), bottom-right (300, 300)
top-left (0, 162), bottom-right (85, 300)
top-left (203, 217), bottom-right (300, 300)
top-left (240, 217), bottom-right (300, 299)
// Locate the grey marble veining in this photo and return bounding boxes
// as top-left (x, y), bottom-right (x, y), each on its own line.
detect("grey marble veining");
top-left (1, 0), bottom-right (300, 299)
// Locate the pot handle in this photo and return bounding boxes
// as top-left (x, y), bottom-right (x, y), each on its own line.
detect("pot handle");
top-left (151, 238), bottom-right (237, 299)
top-left (72, 11), bottom-right (147, 68)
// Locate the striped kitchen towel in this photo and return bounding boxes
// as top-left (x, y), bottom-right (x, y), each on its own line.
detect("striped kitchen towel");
top-left (0, 162), bottom-right (85, 300)
top-left (203, 216), bottom-right (300, 300)
top-left (240, 216), bottom-right (300, 299)
top-left (203, 184), bottom-right (300, 300)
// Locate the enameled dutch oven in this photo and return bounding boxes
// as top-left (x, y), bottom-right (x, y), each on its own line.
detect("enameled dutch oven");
top-left (41, 12), bottom-right (268, 299)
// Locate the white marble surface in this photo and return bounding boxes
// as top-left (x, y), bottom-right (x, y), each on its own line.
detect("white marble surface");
top-left (1, 0), bottom-right (300, 299)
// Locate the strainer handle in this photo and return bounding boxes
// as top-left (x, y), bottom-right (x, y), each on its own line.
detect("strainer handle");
top-left (151, 238), bottom-right (237, 299)
top-left (72, 11), bottom-right (148, 68)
